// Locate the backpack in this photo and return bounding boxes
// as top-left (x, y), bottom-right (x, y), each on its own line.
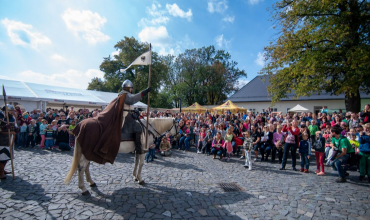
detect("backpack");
top-left (313, 138), bottom-right (324, 150)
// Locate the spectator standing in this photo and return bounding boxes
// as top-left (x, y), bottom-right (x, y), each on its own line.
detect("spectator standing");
top-left (299, 133), bottom-right (311, 173)
top-left (313, 131), bottom-right (326, 176)
top-left (358, 124), bottom-right (370, 182)
top-left (39, 119), bottom-right (48, 148)
top-left (280, 121), bottom-right (300, 171)
top-left (308, 120), bottom-right (319, 143)
top-left (360, 104), bottom-right (370, 123)
top-left (18, 122), bottom-right (28, 149)
top-left (27, 119), bottom-right (37, 148)
top-left (242, 131), bottom-right (253, 170)
top-left (44, 124), bottom-right (54, 150)
top-left (68, 120), bottom-right (77, 148)
top-left (272, 125), bottom-right (284, 163)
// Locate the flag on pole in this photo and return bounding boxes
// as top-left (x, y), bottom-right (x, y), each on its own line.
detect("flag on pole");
top-left (120, 50), bottom-right (152, 73)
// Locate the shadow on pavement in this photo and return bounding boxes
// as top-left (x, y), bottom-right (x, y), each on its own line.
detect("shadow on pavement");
top-left (0, 176), bottom-right (55, 219)
top-left (77, 183), bottom-right (253, 219)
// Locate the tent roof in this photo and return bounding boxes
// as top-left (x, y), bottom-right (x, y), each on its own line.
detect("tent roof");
top-left (183, 102), bottom-right (207, 110)
top-left (288, 104), bottom-right (309, 112)
top-left (211, 100), bottom-right (246, 113)
top-left (0, 79), bottom-right (144, 107)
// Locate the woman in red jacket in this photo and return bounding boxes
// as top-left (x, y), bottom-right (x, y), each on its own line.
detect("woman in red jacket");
top-left (280, 120), bottom-right (300, 171)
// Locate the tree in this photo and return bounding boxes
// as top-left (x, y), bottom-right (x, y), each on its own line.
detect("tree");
top-left (261, 0), bottom-right (370, 112)
top-left (163, 45), bottom-right (247, 106)
top-left (88, 37), bottom-right (169, 108)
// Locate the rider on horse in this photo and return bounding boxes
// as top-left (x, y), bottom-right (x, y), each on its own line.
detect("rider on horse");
top-left (120, 79), bottom-right (151, 155)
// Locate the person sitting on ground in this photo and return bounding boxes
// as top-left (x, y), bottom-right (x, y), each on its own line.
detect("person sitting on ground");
top-left (56, 125), bottom-right (72, 151)
top-left (160, 133), bottom-right (172, 157)
top-left (330, 125), bottom-right (355, 183)
top-left (211, 132), bottom-right (225, 160)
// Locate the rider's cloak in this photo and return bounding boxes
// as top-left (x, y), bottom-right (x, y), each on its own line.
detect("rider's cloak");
top-left (72, 94), bottom-right (126, 164)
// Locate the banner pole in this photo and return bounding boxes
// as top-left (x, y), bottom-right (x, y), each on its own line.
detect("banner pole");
top-left (145, 44), bottom-right (151, 151)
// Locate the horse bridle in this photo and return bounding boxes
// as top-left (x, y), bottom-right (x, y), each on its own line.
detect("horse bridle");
top-left (139, 118), bottom-right (179, 139)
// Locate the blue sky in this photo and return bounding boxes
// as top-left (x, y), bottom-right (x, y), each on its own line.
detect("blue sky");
top-left (0, 0), bottom-right (278, 90)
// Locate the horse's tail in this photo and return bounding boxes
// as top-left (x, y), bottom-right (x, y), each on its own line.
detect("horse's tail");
top-left (64, 138), bottom-right (82, 185)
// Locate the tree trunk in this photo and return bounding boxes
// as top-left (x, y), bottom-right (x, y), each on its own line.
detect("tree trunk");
top-left (345, 89), bottom-right (361, 113)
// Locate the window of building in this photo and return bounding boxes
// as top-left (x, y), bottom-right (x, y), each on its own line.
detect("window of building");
top-left (249, 109), bottom-right (256, 114)
top-left (271, 108), bottom-right (277, 112)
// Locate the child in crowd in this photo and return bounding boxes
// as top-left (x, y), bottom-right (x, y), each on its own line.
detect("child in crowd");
top-left (358, 124), bottom-right (370, 182)
top-left (202, 130), bottom-right (213, 155)
top-left (27, 119), bottom-right (37, 148)
top-left (146, 136), bottom-right (161, 163)
top-left (68, 120), bottom-right (77, 148)
top-left (313, 131), bottom-right (326, 175)
top-left (44, 124), bottom-right (54, 150)
top-left (197, 127), bottom-right (206, 154)
top-left (242, 131), bottom-right (253, 170)
top-left (349, 132), bottom-right (360, 171)
top-left (308, 120), bottom-right (319, 143)
top-left (193, 123), bottom-right (199, 145)
top-left (18, 122), bottom-right (28, 149)
top-left (160, 133), bottom-right (172, 156)
top-left (323, 129), bottom-right (332, 160)
top-left (224, 128), bottom-right (234, 161)
top-left (51, 120), bottom-right (58, 149)
top-left (39, 119), bottom-right (48, 148)
top-left (299, 133), bottom-right (311, 173)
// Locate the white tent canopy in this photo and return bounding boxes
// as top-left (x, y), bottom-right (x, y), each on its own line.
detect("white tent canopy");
top-left (0, 79), bottom-right (146, 112)
top-left (288, 104), bottom-right (309, 113)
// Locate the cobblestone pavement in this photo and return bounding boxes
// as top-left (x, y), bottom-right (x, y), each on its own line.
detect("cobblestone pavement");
top-left (1, 146), bottom-right (370, 220)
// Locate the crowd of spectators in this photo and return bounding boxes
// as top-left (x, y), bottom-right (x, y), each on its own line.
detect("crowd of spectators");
top-left (169, 105), bottom-right (370, 183)
top-left (5, 106), bottom-right (101, 151)
top-left (3, 104), bottom-right (370, 183)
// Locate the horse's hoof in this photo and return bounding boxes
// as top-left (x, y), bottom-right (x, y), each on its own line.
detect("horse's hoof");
top-left (90, 183), bottom-right (97, 187)
top-left (134, 178), bottom-right (139, 182)
top-left (81, 190), bottom-right (90, 196)
top-left (138, 180), bottom-right (145, 185)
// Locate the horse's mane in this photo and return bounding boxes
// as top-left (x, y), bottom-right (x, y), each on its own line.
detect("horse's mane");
top-left (141, 117), bottom-right (174, 135)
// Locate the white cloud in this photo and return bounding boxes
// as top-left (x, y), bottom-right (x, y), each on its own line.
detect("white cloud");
top-left (237, 79), bottom-right (249, 88)
top-left (255, 52), bottom-right (265, 66)
top-left (215, 34), bottom-right (232, 48)
top-left (110, 49), bottom-right (121, 60)
top-left (166, 4), bottom-right (192, 21)
top-left (62, 8), bottom-right (110, 44)
top-left (139, 3), bottom-right (170, 26)
top-left (223, 15), bottom-right (235, 23)
top-left (1, 18), bottom-right (51, 50)
top-left (208, 0), bottom-right (228, 13)
top-left (0, 75), bottom-right (12, 80)
top-left (249, 0), bottom-right (264, 5)
top-left (138, 26), bottom-right (172, 55)
top-left (17, 69), bottom-right (104, 89)
top-left (50, 54), bottom-right (67, 62)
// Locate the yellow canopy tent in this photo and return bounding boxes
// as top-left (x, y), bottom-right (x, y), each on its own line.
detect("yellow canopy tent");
top-left (211, 100), bottom-right (247, 114)
top-left (181, 102), bottom-right (208, 114)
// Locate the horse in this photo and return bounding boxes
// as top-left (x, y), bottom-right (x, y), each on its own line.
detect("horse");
top-left (64, 117), bottom-right (178, 195)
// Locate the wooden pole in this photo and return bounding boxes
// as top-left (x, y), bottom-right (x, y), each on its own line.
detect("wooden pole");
top-left (145, 44), bottom-right (151, 151)
top-left (2, 85), bottom-right (15, 180)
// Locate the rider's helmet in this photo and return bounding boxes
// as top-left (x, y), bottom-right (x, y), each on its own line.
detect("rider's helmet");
top-left (122, 79), bottom-right (134, 93)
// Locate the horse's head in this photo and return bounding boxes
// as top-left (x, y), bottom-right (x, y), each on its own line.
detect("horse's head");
top-left (168, 119), bottom-right (179, 137)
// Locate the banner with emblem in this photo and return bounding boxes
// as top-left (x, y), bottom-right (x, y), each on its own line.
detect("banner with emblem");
top-left (120, 51), bottom-right (152, 73)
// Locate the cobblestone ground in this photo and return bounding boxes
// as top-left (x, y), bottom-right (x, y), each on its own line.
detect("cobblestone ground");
top-left (1, 146), bottom-right (370, 220)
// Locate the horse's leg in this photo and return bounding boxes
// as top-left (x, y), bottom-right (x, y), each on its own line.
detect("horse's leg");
top-left (136, 153), bottom-right (146, 185)
top-left (133, 153), bottom-right (139, 182)
top-left (78, 155), bottom-right (90, 195)
top-left (85, 161), bottom-right (96, 187)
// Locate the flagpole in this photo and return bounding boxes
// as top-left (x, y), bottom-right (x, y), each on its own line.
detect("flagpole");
top-left (145, 44), bottom-right (151, 151)
top-left (2, 85), bottom-right (15, 180)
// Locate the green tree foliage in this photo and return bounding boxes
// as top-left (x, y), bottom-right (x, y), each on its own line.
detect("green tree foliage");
top-left (261, 0), bottom-right (370, 112)
top-left (88, 38), bottom-right (246, 108)
top-left (163, 45), bottom-right (246, 107)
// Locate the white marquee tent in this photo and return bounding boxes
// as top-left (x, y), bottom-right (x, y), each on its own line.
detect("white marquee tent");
top-left (288, 104), bottom-right (309, 113)
top-left (0, 79), bottom-right (147, 112)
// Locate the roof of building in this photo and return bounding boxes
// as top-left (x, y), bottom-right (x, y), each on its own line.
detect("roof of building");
top-left (0, 78), bottom-right (147, 107)
top-left (229, 75), bottom-right (370, 102)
